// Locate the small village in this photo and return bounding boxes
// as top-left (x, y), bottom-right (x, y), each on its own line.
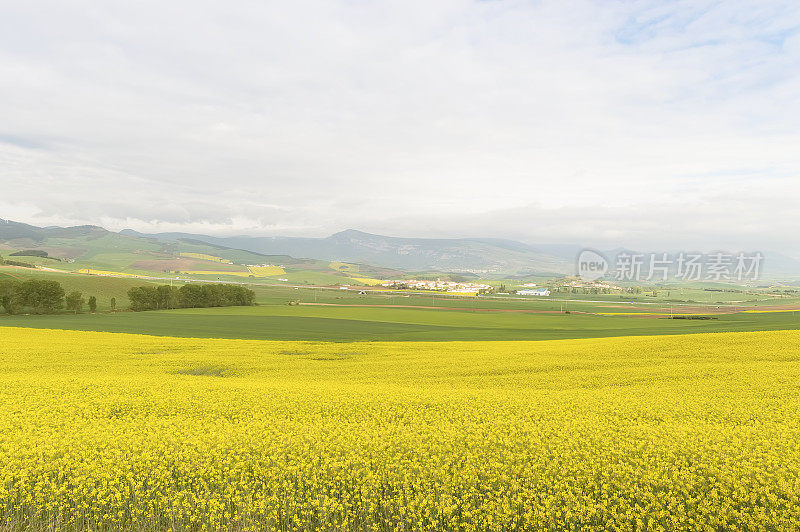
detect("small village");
top-left (380, 279), bottom-right (492, 293)
top-left (554, 278), bottom-right (623, 291)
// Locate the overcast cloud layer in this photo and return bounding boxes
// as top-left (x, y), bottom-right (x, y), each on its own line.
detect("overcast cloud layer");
top-left (1, 0), bottom-right (799, 252)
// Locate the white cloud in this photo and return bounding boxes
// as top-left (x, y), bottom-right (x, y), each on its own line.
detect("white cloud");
top-left (0, 0), bottom-right (798, 250)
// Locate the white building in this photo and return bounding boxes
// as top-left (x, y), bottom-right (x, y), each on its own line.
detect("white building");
top-left (518, 289), bottom-right (550, 296)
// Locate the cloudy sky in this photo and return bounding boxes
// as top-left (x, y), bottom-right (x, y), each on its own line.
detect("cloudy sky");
top-left (1, 0), bottom-right (799, 251)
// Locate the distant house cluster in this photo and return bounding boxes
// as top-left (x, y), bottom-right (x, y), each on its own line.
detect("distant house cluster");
top-left (441, 268), bottom-right (499, 274)
top-left (381, 279), bottom-right (492, 293)
top-left (560, 280), bottom-right (622, 290)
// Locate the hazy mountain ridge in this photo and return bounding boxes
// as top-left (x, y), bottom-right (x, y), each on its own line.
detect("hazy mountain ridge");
top-left (121, 228), bottom-right (574, 275)
top-left (0, 219), bottom-right (109, 241)
top-left (4, 219), bottom-right (799, 279)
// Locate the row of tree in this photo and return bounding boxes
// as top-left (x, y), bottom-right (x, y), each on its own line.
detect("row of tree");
top-left (127, 283), bottom-right (255, 311)
top-left (0, 255), bottom-right (36, 269)
top-left (65, 292), bottom-right (99, 314)
top-left (0, 278), bottom-right (254, 314)
top-left (0, 279), bottom-right (100, 315)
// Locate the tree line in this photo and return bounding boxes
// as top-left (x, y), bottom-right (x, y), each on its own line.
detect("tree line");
top-left (0, 279), bottom-right (98, 315)
top-left (0, 277), bottom-right (253, 315)
top-left (0, 255), bottom-right (37, 269)
top-left (127, 283), bottom-right (255, 311)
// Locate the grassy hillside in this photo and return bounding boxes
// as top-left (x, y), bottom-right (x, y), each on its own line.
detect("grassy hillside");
top-left (0, 268), bottom-right (162, 311)
top-left (1, 222), bottom-right (408, 286)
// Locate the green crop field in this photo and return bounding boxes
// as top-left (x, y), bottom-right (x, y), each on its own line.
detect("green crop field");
top-left (3, 268), bottom-right (800, 341)
top-left (3, 297), bottom-right (799, 341)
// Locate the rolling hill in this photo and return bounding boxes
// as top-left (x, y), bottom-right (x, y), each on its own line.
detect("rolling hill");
top-left (0, 219), bottom-right (404, 285)
top-left (121, 228), bottom-right (575, 276)
top-left (5, 219), bottom-right (800, 280)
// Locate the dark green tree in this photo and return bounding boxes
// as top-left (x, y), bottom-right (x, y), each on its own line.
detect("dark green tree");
top-left (0, 280), bottom-right (20, 315)
top-left (110, 297), bottom-right (116, 312)
top-left (127, 286), bottom-right (159, 311)
top-left (88, 296), bottom-right (97, 312)
top-left (156, 285), bottom-right (180, 309)
top-left (65, 291), bottom-right (85, 314)
top-left (15, 279), bottom-right (65, 313)
top-left (127, 283), bottom-right (255, 311)
top-left (178, 284), bottom-right (207, 308)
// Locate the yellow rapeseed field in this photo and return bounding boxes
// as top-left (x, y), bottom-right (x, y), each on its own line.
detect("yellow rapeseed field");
top-left (1, 327), bottom-right (799, 530)
top-left (179, 253), bottom-right (232, 264)
top-left (179, 271), bottom-right (253, 277)
top-left (329, 262), bottom-right (359, 273)
top-left (248, 266), bottom-right (286, 277)
top-left (76, 269), bottom-right (138, 277)
top-left (347, 277), bottom-right (384, 286)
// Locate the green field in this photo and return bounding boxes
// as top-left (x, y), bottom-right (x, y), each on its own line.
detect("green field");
top-left (3, 268), bottom-right (800, 341)
top-left (3, 297), bottom-right (799, 341)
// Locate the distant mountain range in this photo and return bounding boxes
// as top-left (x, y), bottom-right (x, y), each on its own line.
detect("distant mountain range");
top-left (4, 218), bottom-right (800, 280)
top-left (0, 219), bottom-right (109, 241)
top-left (120, 228), bottom-right (577, 276)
